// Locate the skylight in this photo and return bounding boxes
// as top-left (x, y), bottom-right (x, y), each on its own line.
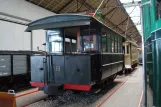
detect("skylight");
top-left (120, 0), bottom-right (142, 36)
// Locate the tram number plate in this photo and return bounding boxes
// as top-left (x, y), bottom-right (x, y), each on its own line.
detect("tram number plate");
top-left (56, 66), bottom-right (60, 71)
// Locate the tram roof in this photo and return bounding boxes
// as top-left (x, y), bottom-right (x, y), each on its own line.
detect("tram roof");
top-left (26, 14), bottom-right (91, 32)
top-left (26, 14), bottom-right (127, 38)
top-left (26, 0), bottom-right (141, 45)
top-left (124, 41), bottom-right (138, 47)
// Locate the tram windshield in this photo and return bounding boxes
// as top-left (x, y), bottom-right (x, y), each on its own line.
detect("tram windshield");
top-left (46, 27), bottom-right (100, 54)
top-left (46, 30), bottom-right (63, 54)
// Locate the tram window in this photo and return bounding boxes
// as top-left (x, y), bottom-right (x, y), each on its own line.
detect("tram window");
top-left (101, 33), bottom-right (107, 52)
top-left (112, 41), bottom-right (114, 53)
top-left (82, 34), bottom-right (97, 52)
top-left (127, 45), bottom-right (129, 54)
top-left (111, 35), bottom-right (115, 53)
top-left (65, 38), bottom-right (70, 42)
top-left (120, 42), bottom-right (122, 53)
top-left (115, 36), bottom-right (118, 53)
top-left (118, 42), bottom-right (120, 53)
top-left (64, 27), bottom-right (78, 53)
top-left (65, 38), bottom-right (71, 53)
top-left (72, 39), bottom-right (76, 43)
top-left (156, 0), bottom-right (161, 19)
top-left (107, 37), bottom-right (111, 52)
top-left (47, 30), bottom-right (63, 54)
top-left (71, 39), bottom-right (77, 52)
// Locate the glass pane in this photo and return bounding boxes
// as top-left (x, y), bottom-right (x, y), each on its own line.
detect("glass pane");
top-left (65, 38), bottom-right (70, 42)
top-left (72, 39), bottom-right (76, 43)
top-left (118, 41), bottom-right (120, 53)
top-left (120, 42), bottom-right (122, 53)
top-left (115, 36), bottom-right (118, 53)
top-left (112, 40), bottom-right (114, 53)
top-left (111, 35), bottom-right (114, 53)
top-left (101, 33), bottom-right (107, 52)
top-left (47, 30), bottom-right (63, 54)
top-left (127, 45), bottom-right (129, 54)
top-left (51, 42), bottom-right (62, 53)
top-left (82, 34), bottom-right (97, 52)
top-left (107, 38), bottom-right (111, 52)
top-left (65, 38), bottom-right (71, 53)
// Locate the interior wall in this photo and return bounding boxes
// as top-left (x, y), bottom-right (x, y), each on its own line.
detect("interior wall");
top-left (0, 20), bottom-right (31, 50)
top-left (0, 0), bottom-right (55, 51)
top-left (32, 30), bottom-right (46, 51)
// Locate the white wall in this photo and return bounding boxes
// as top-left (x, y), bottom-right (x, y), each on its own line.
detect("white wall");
top-left (0, 21), bottom-right (31, 50)
top-left (32, 30), bottom-right (46, 51)
top-left (0, 0), bottom-right (55, 51)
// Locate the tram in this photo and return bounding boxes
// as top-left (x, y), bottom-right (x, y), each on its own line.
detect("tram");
top-left (26, 14), bottom-right (125, 95)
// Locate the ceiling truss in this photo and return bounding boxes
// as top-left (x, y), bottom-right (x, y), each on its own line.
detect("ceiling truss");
top-left (25, 0), bottom-right (141, 44)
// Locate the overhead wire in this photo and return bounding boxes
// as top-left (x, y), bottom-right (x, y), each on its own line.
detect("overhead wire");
top-left (125, 6), bottom-right (136, 38)
top-left (93, 0), bottom-right (105, 16)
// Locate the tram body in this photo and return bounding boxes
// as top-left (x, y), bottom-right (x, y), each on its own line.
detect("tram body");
top-left (26, 14), bottom-right (124, 95)
top-left (123, 41), bottom-right (138, 73)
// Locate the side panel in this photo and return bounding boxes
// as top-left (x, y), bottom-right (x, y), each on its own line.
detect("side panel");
top-left (30, 56), bottom-right (45, 82)
top-left (91, 54), bottom-right (101, 81)
top-left (101, 53), bottom-right (124, 80)
top-left (13, 55), bottom-right (28, 75)
top-left (101, 54), bottom-right (112, 79)
top-left (111, 54), bottom-right (118, 75)
top-left (52, 56), bottom-right (65, 84)
top-left (0, 55), bottom-right (11, 77)
top-left (118, 55), bottom-right (124, 71)
top-left (131, 44), bottom-right (139, 66)
top-left (65, 55), bottom-right (91, 85)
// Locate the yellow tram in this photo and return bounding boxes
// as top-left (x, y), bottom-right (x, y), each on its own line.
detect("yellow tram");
top-left (123, 41), bottom-right (138, 73)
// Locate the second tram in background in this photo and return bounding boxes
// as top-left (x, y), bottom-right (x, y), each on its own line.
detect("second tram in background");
top-left (123, 41), bottom-right (139, 74)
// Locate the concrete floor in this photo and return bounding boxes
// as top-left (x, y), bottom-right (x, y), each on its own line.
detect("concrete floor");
top-left (15, 66), bottom-right (143, 107)
top-left (100, 66), bottom-right (143, 107)
top-left (16, 88), bottom-right (47, 107)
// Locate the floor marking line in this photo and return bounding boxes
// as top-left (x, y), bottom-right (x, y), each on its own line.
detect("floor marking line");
top-left (138, 90), bottom-right (143, 107)
top-left (96, 79), bottom-right (128, 107)
top-left (16, 90), bottom-right (39, 98)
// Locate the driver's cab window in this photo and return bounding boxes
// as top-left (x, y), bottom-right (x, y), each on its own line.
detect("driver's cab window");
top-left (46, 30), bottom-right (63, 54)
top-left (64, 27), bottom-right (78, 54)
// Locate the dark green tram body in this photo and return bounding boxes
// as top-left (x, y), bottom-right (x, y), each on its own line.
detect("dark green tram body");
top-left (142, 0), bottom-right (161, 106)
top-left (26, 14), bottom-right (125, 95)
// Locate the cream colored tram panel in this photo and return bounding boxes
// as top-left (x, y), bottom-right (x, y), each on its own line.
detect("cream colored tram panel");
top-left (123, 41), bottom-right (138, 69)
